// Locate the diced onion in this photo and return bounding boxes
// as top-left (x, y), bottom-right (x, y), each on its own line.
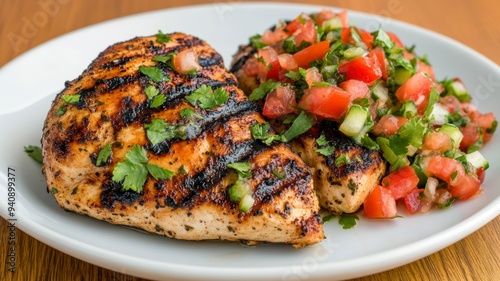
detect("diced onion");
top-left (424, 177), bottom-right (438, 198)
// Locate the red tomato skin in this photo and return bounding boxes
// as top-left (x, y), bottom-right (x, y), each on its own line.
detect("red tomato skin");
top-left (373, 114), bottom-right (408, 137)
top-left (338, 79), bottom-right (370, 100)
top-left (364, 185), bottom-right (398, 219)
top-left (338, 56), bottom-right (382, 85)
top-left (423, 132), bottom-right (453, 153)
top-left (298, 86), bottom-right (351, 120)
top-left (395, 72), bottom-right (434, 115)
top-left (387, 32), bottom-right (404, 48)
top-left (382, 166), bottom-right (419, 200)
top-left (293, 40), bottom-right (330, 69)
top-left (404, 188), bottom-right (423, 215)
top-left (262, 86), bottom-right (297, 119)
top-left (473, 112), bottom-right (497, 142)
top-left (359, 29), bottom-right (374, 49)
top-left (295, 20), bottom-right (316, 45)
top-left (459, 122), bottom-right (480, 151)
top-left (426, 156), bottom-right (465, 186)
top-left (450, 174), bottom-right (480, 200)
top-left (417, 60), bottom-right (435, 80)
top-left (477, 167), bottom-right (486, 184)
top-left (369, 49), bottom-right (388, 80)
top-left (314, 10), bottom-right (335, 25)
top-left (265, 60), bottom-right (286, 81)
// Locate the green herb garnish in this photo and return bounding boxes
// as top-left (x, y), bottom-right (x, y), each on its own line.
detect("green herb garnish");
top-left (339, 214), bottom-right (359, 229)
top-left (185, 85), bottom-right (229, 110)
top-left (139, 66), bottom-right (168, 83)
top-left (61, 94), bottom-right (81, 104)
top-left (248, 80), bottom-right (281, 101)
top-left (24, 145), bottom-right (43, 164)
top-left (156, 30), bottom-right (171, 43)
top-left (96, 144), bottom-right (112, 166)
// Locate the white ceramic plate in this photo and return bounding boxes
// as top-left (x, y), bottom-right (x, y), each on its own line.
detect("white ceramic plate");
top-left (1, 3), bottom-right (499, 281)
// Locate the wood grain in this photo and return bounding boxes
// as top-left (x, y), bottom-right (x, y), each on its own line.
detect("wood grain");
top-left (1, 0), bottom-right (499, 280)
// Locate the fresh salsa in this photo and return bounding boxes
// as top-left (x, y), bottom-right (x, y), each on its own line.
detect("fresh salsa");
top-left (240, 10), bottom-right (497, 218)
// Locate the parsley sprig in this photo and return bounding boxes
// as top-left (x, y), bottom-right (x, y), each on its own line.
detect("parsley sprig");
top-left (112, 145), bottom-right (174, 193)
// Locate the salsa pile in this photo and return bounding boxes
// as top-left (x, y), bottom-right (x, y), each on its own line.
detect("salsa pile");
top-left (239, 10), bottom-right (497, 218)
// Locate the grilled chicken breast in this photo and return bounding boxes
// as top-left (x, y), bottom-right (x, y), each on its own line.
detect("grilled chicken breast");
top-left (291, 122), bottom-right (386, 213)
top-left (42, 32), bottom-right (324, 248)
top-left (230, 42), bottom-right (386, 213)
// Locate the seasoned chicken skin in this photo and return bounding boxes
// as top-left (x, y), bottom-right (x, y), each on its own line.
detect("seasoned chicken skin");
top-left (230, 42), bottom-right (386, 213)
top-left (42, 32), bottom-right (324, 248)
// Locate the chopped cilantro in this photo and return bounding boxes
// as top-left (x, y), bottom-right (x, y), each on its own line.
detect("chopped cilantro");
top-left (144, 85), bottom-right (160, 99)
top-left (56, 105), bottom-right (67, 116)
top-left (272, 169), bottom-right (285, 179)
top-left (372, 28), bottom-right (394, 49)
top-left (487, 120), bottom-right (498, 134)
top-left (144, 119), bottom-right (182, 146)
top-left (150, 95), bottom-right (166, 108)
top-left (322, 214), bottom-right (336, 223)
top-left (248, 80), bottom-right (281, 101)
top-left (178, 165), bottom-right (187, 175)
top-left (315, 146), bottom-right (335, 157)
top-left (156, 30), bottom-right (171, 43)
top-left (139, 66), bottom-right (168, 83)
top-left (152, 53), bottom-right (176, 64)
top-left (281, 111), bottom-right (315, 142)
top-left (316, 134), bottom-right (329, 146)
top-left (185, 85), bottom-right (229, 110)
top-left (51, 187), bottom-right (58, 194)
top-left (24, 145), bottom-right (43, 164)
top-left (250, 123), bottom-right (281, 146)
top-left (179, 108), bottom-right (202, 120)
top-left (249, 34), bottom-right (267, 49)
top-left (61, 94), bottom-right (81, 104)
top-left (424, 88), bottom-right (440, 118)
top-left (335, 154), bottom-right (351, 167)
top-left (339, 214), bottom-right (359, 229)
top-left (96, 144), bottom-right (112, 166)
top-left (227, 162), bottom-right (252, 178)
top-left (312, 81), bottom-right (331, 87)
top-left (145, 164), bottom-right (175, 180)
top-left (437, 197), bottom-right (457, 209)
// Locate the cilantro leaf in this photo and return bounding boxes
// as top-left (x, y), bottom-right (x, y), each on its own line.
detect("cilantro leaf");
top-left (113, 159), bottom-right (149, 192)
top-left (150, 95), bottom-right (166, 108)
top-left (139, 66), bottom-right (168, 83)
top-left (62, 94), bottom-right (81, 104)
top-left (145, 85), bottom-right (160, 99)
top-left (96, 144), bottom-right (112, 166)
top-left (185, 85), bottom-right (229, 110)
top-left (227, 162), bottom-right (252, 178)
top-left (179, 108), bottom-right (201, 119)
top-left (372, 28), bottom-right (394, 49)
top-left (316, 134), bottom-right (329, 146)
top-left (272, 169), bottom-right (285, 179)
top-left (144, 119), bottom-right (177, 146)
top-left (249, 80), bottom-right (281, 101)
top-left (315, 146), bottom-right (335, 156)
top-left (250, 123), bottom-right (281, 146)
top-left (146, 164), bottom-right (174, 180)
top-left (249, 34), bottom-right (267, 49)
top-left (281, 111), bottom-right (315, 142)
top-left (424, 88), bottom-right (440, 118)
top-left (335, 154), bottom-right (351, 167)
top-left (312, 81), bottom-right (331, 87)
top-left (339, 214), bottom-right (359, 229)
top-left (56, 105), bottom-right (67, 116)
top-left (322, 214), bottom-right (336, 223)
top-left (156, 30), bottom-right (171, 43)
top-left (126, 145), bottom-right (149, 164)
top-left (152, 53), bottom-right (176, 63)
top-left (24, 145), bottom-right (43, 164)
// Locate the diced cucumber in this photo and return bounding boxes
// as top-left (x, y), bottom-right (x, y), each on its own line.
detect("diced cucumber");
top-left (322, 17), bottom-right (343, 30)
top-left (439, 123), bottom-right (463, 149)
top-left (371, 82), bottom-right (389, 102)
top-left (239, 194), bottom-right (255, 212)
top-left (339, 105), bottom-right (368, 137)
top-left (343, 47), bottom-right (364, 59)
top-left (399, 100), bottom-right (417, 118)
top-left (429, 103), bottom-right (449, 125)
top-left (466, 151), bottom-right (489, 170)
top-left (394, 68), bottom-right (412, 85)
top-left (229, 180), bottom-right (252, 202)
top-left (448, 80), bottom-right (471, 102)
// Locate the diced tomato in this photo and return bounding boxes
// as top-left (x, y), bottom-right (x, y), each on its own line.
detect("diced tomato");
top-left (422, 132), bottom-right (452, 153)
top-left (337, 10), bottom-right (348, 28)
top-left (387, 32), bottom-right (404, 48)
top-left (363, 185), bottom-right (397, 219)
top-left (261, 28), bottom-right (289, 45)
top-left (338, 79), bottom-right (370, 100)
top-left (295, 20), bottom-right (316, 45)
top-left (278, 53), bottom-right (298, 71)
top-left (262, 86), bottom-right (297, 119)
top-left (450, 174), bottom-right (481, 200)
top-left (473, 112), bottom-right (497, 142)
top-left (382, 166), bottom-right (419, 200)
top-left (395, 72), bottom-right (434, 115)
top-left (403, 188), bottom-right (423, 215)
top-left (293, 40), bottom-right (330, 69)
top-left (314, 10), bottom-right (335, 25)
top-left (373, 114), bottom-right (408, 136)
top-left (359, 29), bottom-right (374, 49)
top-left (266, 60), bottom-right (286, 81)
top-left (459, 122), bottom-right (480, 151)
top-left (369, 49), bottom-right (388, 80)
top-left (417, 60), bottom-right (435, 80)
top-left (338, 56), bottom-right (382, 85)
top-left (298, 85), bottom-right (351, 120)
top-left (285, 15), bottom-right (306, 34)
top-left (477, 167), bottom-right (486, 184)
top-left (425, 156), bottom-right (465, 186)
top-left (305, 67), bottom-right (323, 88)
top-left (340, 28), bottom-right (351, 45)
top-left (242, 57), bottom-right (260, 76)
top-left (173, 49), bottom-right (202, 75)
top-left (257, 47), bottom-right (278, 64)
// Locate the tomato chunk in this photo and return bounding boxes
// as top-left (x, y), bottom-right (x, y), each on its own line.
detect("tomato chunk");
top-left (266, 60), bottom-right (286, 81)
top-left (423, 132), bottom-right (452, 153)
top-left (382, 166), bottom-right (419, 200)
top-left (293, 40), bottom-right (330, 69)
top-left (459, 122), bottom-right (480, 151)
top-left (403, 188), bottom-right (423, 215)
top-left (426, 156), bottom-right (465, 186)
top-left (395, 72), bottom-right (434, 114)
top-left (369, 49), bottom-right (388, 80)
top-left (295, 20), bottom-right (316, 45)
top-left (364, 185), bottom-right (397, 219)
top-left (338, 79), bottom-right (370, 100)
top-left (338, 56), bottom-right (382, 85)
top-left (298, 85), bottom-right (351, 120)
top-left (262, 86), bottom-right (297, 119)
top-left (373, 114), bottom-right (408, 137)
top-left (450, 174), bottom-right (480, 200)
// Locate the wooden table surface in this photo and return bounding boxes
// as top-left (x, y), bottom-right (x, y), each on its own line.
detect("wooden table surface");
top-left (1, 0), bottom-right (499, 280)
